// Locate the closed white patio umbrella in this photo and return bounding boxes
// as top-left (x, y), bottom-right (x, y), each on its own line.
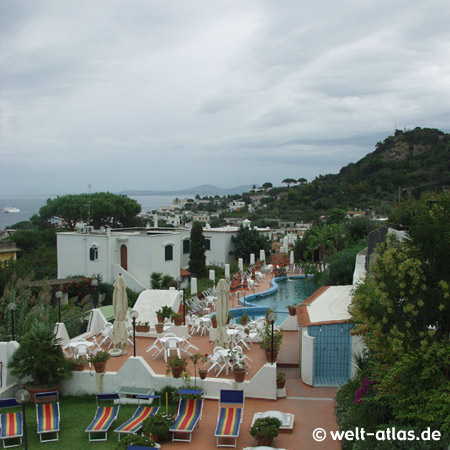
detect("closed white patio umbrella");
top-left (214, 279), bottom-right (229, 349)
top-left (112, 274), bottom-right (129, 355)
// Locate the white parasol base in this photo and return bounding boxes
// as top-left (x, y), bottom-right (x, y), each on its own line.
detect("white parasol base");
top-left (109, 348), bottom-right (127, 357)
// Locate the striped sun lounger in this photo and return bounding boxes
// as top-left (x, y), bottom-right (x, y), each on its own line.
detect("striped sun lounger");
top-left (170, 389), bottom-right (204, 443)
top-left (85, 394), bottom-right (120, 441)
top-left (35, 391), bottom-right (60, 443)
top-left (114, 406), bottom-right (159, 440)
top-left (214, 390), bottom-right (244, 448)
top-left (0, 399), bottom-right (23, 449)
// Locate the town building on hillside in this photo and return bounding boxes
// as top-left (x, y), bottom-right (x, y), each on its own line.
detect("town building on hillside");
top-left (0, 240), bottom-right (19, 267)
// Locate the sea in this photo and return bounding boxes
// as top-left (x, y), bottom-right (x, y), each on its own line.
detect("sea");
top-left (0, 194), bottom-right (179, 231)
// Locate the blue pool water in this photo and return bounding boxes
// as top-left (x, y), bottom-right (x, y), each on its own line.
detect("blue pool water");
top-left (229, 276), bottom-right (315, 325)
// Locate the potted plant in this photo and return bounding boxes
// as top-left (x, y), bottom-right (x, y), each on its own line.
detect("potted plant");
top-left (259, 323), bottom-right (283, 362)
top-left (287, 304), bottom-right (297, 316)
top-left (250, 416), bottom-right (282, 446)
top-left (70, 356), bottom-right (88, 371)
top-left (173, 313), bottom-right (184, 326)
top-left (142, 411), bottom-right (175, 443)
top-left (156, 305), bottom-right (175, 323)
top-left (155, 322), bottom-right (165, 333)
top-left (240, 312), bottom-right (250, 326)
top-left (190, 352), bottom-right (208, 380)
top-left (166, 355), bottom-right (188, 378)
top-left (277, 372), bottom-right (286, 388)
top-left (8, 326), bottom-right (72, 402)
top-left (115, 433), bottom-right (156, 450)
top-left (136, 321), bottom-right (150, 332)
top-left (229, 349), bottom-right (248, 383)
top-left (89, 351), bottom-right (110, 373)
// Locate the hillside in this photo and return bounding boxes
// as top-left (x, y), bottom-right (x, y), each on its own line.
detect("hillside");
top-left (247, 127), bottom-right (450, 221)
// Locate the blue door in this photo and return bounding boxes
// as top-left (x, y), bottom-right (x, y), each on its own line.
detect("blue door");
top-left (309, 323), bottom-right (352, 386)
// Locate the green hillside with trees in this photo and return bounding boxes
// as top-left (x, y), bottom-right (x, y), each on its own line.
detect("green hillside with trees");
top-left (244, 127), bottom-right (450, 222)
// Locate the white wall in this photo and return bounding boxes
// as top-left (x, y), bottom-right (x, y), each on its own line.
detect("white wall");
top-left (204, 231), bottom-right (237, 266)
top-left (0, 341), bottom-right (20, 395)
top-left (61, 356), bottom-right (278, 400)
top-left (300, 328), bottom-right (314, 386)
top-left (57, 229), bottom-right (190, 289)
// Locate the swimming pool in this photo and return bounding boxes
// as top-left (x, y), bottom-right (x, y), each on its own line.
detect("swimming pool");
top-left (229, 276), bottom-right (315, 325)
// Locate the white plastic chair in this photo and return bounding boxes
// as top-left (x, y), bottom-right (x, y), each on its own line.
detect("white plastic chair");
top-left (164, 337), bottom-right (181, 362)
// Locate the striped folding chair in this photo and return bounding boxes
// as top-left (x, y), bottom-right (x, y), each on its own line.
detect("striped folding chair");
top-left (0, 399), bottom-right (23, 449)
top-left (35, 391), bottom-right (60, 443)
top-left (85, 393), bottom-right (120, 441)
top-left (169, 389), bottom-right (204, 443)
top-left (114, 396), bottom-right (160, 441)
top-left (214, 390), bottom-right (244, 448)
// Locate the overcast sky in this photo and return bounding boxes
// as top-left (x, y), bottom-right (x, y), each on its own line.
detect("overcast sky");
top-left (1, 0), bottom-right (449, 196)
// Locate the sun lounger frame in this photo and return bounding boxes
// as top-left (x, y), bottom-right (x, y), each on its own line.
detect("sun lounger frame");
top-left (170, 389), bottom-right (204, 443)
top-left (35, 391), bottom-right (60, 443)
top-left (114, 395), bottom-right (160, 441)
top-left (214, 390), bottom-right (244, 448)
top-left (85, 393), bottom-right (120, 441)
top-left (0, 399), bottom-right (23, 449)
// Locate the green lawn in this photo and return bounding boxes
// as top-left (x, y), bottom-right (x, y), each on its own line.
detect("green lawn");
top-left (16, 394), bottom-right (177, 450)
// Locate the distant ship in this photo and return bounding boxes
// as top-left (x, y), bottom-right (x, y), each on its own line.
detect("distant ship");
top-left (3, 206), bottom-right (20, 213)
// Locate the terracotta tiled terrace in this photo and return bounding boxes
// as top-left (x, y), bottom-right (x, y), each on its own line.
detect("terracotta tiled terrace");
top-left (75, 272), bottom-right (341, 449)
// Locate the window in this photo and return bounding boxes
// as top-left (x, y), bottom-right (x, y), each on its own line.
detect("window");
top-left (89, 245), bottom-right (98, 261)
top-left (205, 239), bottom-right (211, 251)
top-left (165, 244), bottom-right (174, 261)
top-left (183, 239), bottom-right (190, 254)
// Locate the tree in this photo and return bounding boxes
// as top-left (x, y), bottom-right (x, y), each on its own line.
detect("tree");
top-left (231, 226), bottom-right (271, 264)
top-left (188, 222), bottom-right (207, 278)
top-left (345, 192), bottom-right (450, 437)
top-left (297, 177), bottom-right (307, 185)
top-left (282, 178), bottom-right (297, 188)
top-left (39, 192), bottom-right (141, 230)
top-left (262, 182), bottom-right (273, 190)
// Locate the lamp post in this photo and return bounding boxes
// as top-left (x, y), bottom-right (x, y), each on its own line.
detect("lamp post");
top-left (7, 302), bottom-right (17, 341)
top-left (130, 310), bottom-right (139, 357)
top-left (176, 277), bottom-right (186, 326)
top-left (91, 278), bottom-right (99, 307)
top-left (55, 291), bottom-right (63, 323)
top-left (268, 312), bottom-right (278, 365)
top-left (15, 389), bottom-right (30, 450)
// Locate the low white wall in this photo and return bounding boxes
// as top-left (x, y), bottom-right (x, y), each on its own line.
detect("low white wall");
top-left (351, 334), bottom-right (365, 378)
top-left (0, 341), bottom-right (20, 397)
top-left (60, 356), bottom-right (278, 400)
top-left (300, 328), bottom-right (314, 386)
top-left (279, 315), bottom-right (298, 331)
top-left (112, 264), bottom-right (147, 292)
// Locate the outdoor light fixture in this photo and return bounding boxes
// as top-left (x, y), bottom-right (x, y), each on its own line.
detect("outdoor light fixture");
top-left (15, 389), bottom-right (30, 450)
top-left (130, 310), bottom-right (139, 357)
top-left (91, 279), bottom-right (99, 307)
top-left (55, 291), bottom-right (63, 323)
top-left (268, 312), bottom-right (278, 365)
top-left (7, 302), bottom-right (17, 341)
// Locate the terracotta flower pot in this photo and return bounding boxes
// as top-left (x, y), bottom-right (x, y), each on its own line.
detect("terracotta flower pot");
top-left (171, 366), bottom-right (183, 378)
top-left (288, 307), bottom-right (296, 316)
top-left (233, 369), bottom-right (246, 383)
top-left (93, 362), bottom-right (107, 373)
top-left (277, 381), bottom-right (286, 389)
top-left (173, 316), bottom-right (184, 326)
top-left (71, 363), bottom-right (85, 372)
top-left (265, 350), bottom-right (278, 363)
top-left (199, 369), bottom-right (207, 380)
top-left (25, 385), bottom-right (61, 403)
top-left (257, 436), bottom-right (273, 446)
top-left (136, 325), bottom-right (150, 332)
top-left (155, 323), bottom-right (164, 333)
